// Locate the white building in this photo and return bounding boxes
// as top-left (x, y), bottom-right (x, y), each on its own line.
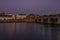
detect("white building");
top-left (16, 14), bottom-right (26, 20)
top-left (0, 12), bottom-right (15, 20)
top-left (8, 12), bottom-right (15, 20)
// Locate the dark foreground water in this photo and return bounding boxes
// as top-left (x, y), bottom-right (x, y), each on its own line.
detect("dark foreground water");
top-left (0, 23), bottom-right (60, 40)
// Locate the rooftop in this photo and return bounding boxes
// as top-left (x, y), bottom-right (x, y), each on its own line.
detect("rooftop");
top-left (18, 14), bottom-right (26, 15)
top-left (0, 15), bottom-right (12, 17)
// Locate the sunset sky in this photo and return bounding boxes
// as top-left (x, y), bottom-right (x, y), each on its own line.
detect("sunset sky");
top-left (0, 0), bottom-right (60, 15)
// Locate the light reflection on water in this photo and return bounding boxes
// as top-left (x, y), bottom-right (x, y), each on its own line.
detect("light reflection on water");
top-left (0, 23), bottom-right (60, 40)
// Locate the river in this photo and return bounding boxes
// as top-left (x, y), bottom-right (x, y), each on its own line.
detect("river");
top-left (0, 23), bottom-right (60, 40)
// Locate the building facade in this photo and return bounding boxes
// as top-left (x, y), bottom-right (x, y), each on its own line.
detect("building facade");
top-left (0, 12), bottom-right (15, 21)
top-left (16, 14), bottom-right (26, 20)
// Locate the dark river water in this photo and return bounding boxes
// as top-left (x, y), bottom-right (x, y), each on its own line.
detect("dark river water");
top-left (0, 23), bottom-right (60, 40)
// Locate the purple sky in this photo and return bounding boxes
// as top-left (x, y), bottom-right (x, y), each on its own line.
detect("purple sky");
top-left (0, 0), bottom-right (60, 15)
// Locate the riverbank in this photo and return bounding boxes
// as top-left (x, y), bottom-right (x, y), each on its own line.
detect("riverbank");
top-left (0, 20), bottom-right (60, 25)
